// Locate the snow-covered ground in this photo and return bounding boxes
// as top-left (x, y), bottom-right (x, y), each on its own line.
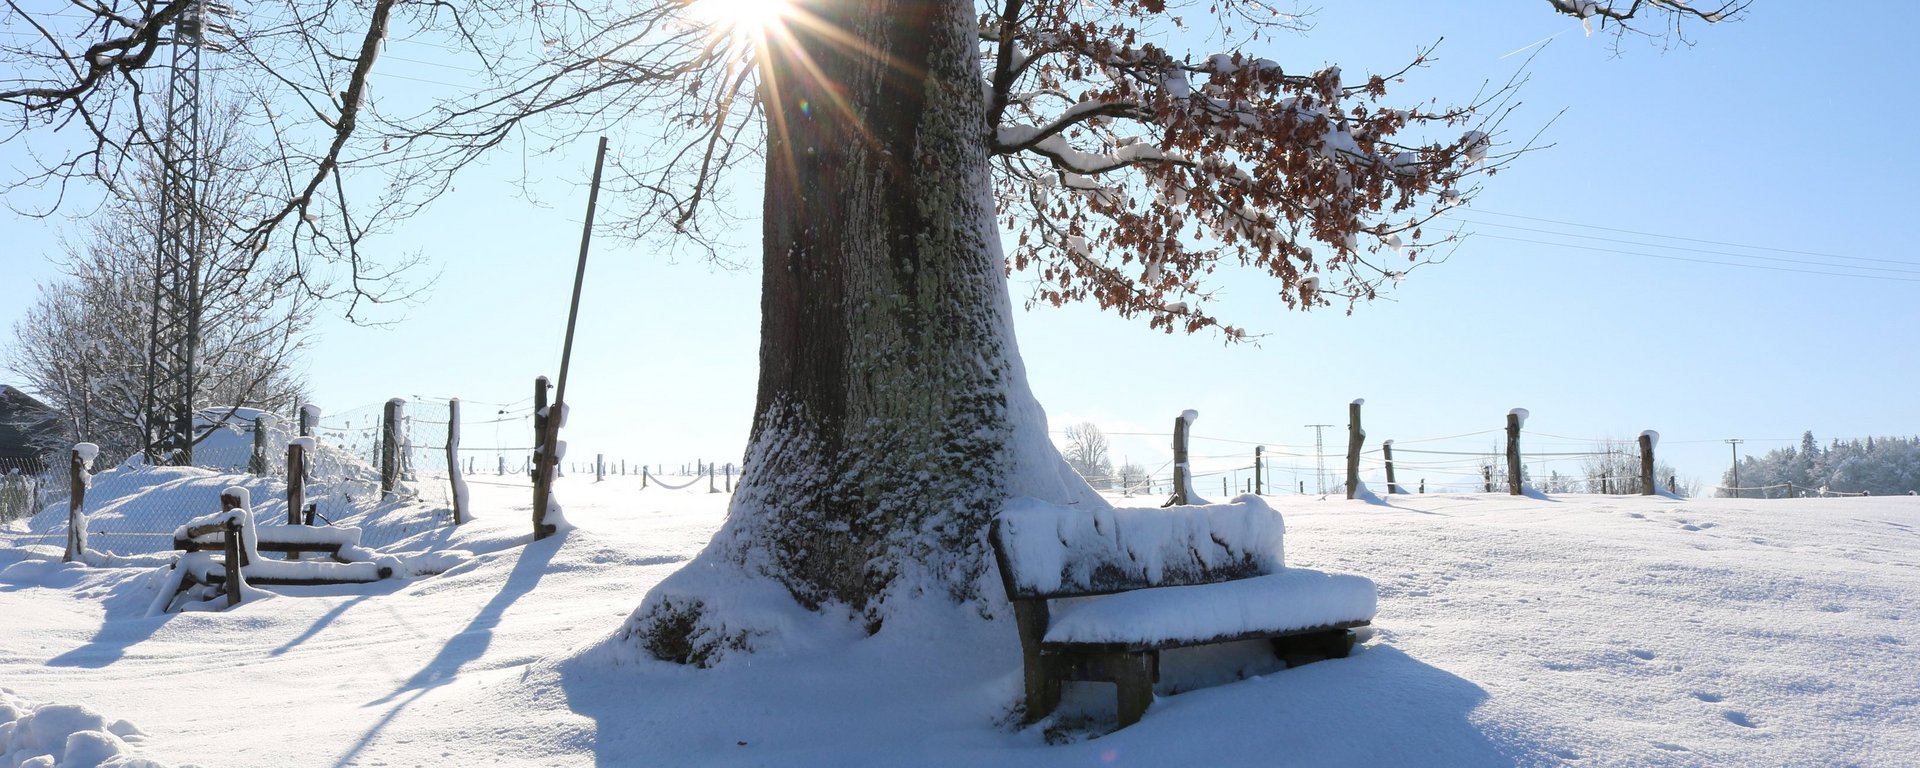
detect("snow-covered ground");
top-left (3, 468), bottom-right (1917, 766)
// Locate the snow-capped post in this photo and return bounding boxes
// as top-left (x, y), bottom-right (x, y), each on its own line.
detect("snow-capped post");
top-left (1253, 445), bottom-right (1264, 495)
top-left (218, 487), bottom-right (249, 606)
top-left (286, 437), bottom-right (311, 526)
top-left (1164, 411), bottom-right (1195, 506)
top-left (532, 375), bottom-right (553, 537)
top-left (380, 398), bottom-right (404, 501)
top-left (65, 443), bottom-right (96, 563)
top-left (1639, 430), bottom-right (1659, 496)
top-left (1346, 400), bottom-right (1365, 500)
top-left (1506, 409), bottom-right (1529, 496)
top-left (447, 399), bottom-right (470, 525)
top-left (249, 415), bottom-right (270, 475)
top-left (297, 403), bottom-right (317, 438)
top-left (1383, 440), bottom-right (1399, 495)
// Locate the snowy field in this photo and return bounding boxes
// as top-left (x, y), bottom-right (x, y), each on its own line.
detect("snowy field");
top-left (3, 468), bottom-right (1918, 766)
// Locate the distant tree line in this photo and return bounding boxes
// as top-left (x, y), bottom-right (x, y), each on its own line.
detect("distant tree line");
top-left (1720, 432), bottom-right (1920, 497)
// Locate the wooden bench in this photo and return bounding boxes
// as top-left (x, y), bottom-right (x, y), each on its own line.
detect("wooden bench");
top-left (989, 498), bottom-right (1377, 728)
top-left (173, 523), bottom-right (359, 564)
top-left (164, 488), bottom-right (393, 611)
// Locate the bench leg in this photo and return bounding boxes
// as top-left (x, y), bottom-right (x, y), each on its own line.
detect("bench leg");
top-left (1024, 658), bottom-right (1063, 722)
top-left (1115, 652), bottom-right (1155, 728)
top-left (1273, 629), bottom-right (1358, 668)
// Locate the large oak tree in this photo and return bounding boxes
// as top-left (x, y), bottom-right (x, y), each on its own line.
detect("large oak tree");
top-left (0, 0), bottom-right (1740, 659)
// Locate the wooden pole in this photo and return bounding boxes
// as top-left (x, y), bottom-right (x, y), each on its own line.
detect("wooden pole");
top-left (532, 375), bottom-right (553, 536)
top-left (249, 415), bottom-right (269, 475)
top-left (287, 440), bottom-right (306, 527)
top-left (1166, 413), bottom-right (1192, 506)
top-left (596, 453), bottom-right (605, 482)
top-left (1638, 432), bottom-right (1657, 496)
top-left (448, 399), bottom-right (470, 525)
top-left (642, 467), bottom-right (649, 489)
top-left (222, 518), bottom-right (243, 607)
top-left (1383, 440), bottom-right (1398, 495)
top-left (1253, 445), bottom-right (1264, 495)
top-left (297, 403), bottom-right (313, 438)
top-left (1505, 411), bottom-right (1524, 496)
top-left (381, 398), bottom-right (403, 501)
top-left (725, 464), bottom-right (732, 492)
top-left (709, 462), bottom-right (718, 493)
top-left (535, 136), bottom-right (610, 540)
top-left (1345, 400), bottom-right (1363, 500)
top-left (65, 447), bottom-right (86, 563)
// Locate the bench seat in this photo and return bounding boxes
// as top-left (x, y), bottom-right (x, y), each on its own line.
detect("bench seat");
top-left (1044, 568), bottom-right (1377, 650)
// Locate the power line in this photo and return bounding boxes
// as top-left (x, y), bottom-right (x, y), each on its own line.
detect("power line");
top-left (1473, 208), bottom-right (1920, 268)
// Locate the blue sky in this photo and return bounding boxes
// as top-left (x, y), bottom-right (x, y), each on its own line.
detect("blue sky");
top-left (4, 3), bottom-right (1916, 493)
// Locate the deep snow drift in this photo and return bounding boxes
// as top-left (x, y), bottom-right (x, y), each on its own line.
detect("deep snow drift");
top-left (2, 467), bottom-right (1918, 766)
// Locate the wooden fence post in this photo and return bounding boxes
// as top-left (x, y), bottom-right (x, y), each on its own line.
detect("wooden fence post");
top-left (532, 375), bottom-right (553, 537)
top-left (448, 399), bottom-right (470, 525)
top-left (1345, 399), bottom-right (1364, 500)
top-left (65, 445), bottom-right (90, 563)
top-left (725, 464), bottom-right (733, 492)
top-left (1638, 430), bottom-right (1658, 496)
top-left (1253, 445), bottom-right (1264, 495)
top-left (596, 453), bottom-right (605, 482)
top-left (249, 415), bottom-right (269, 475)
top-left (642, 467), bottom-right (649, 489)
top-left (1483, 465), bottom-right (1493, 493)
top-left (1506, 408), bottom-right (1527, 496)
top-left (1165, 411), bottom-right (1194, 506)
top-left (709, 462), bottom-right (718, 493)
top-left (1383, 440), bottom-right (1398, 495)
top-left (287, 439), bottom-right (308, 527)
top-left (1222, 477), bottom-right (1228, 497)
top-left (380, 398), bottom-right (404, 501)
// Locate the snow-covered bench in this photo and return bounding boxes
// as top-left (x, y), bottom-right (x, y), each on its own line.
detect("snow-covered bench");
top-left (161, 488), bottom-right (394, 611)
top-left (989, 496), bottom-right (1377, 728)
top-left (173, 517), bottom-right (369, 564)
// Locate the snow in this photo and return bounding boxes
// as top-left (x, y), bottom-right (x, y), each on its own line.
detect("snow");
top-left (1642, 429), bottom-right (1661, 449)
top-left (0, 690), bottom-right (167, 768)
top-left (72, 444), bottom-right (99, 467)
top-left (287, 436), bottom-right (315, 452)
top-left (1044, 568), bottom-right (1377, 645)
top-left (1509, 407), bottom-right (1530, 428)
top-left (996, 496), bottom-right (1286, 597)
top-left (5, 465), bottom-right (1920, 764)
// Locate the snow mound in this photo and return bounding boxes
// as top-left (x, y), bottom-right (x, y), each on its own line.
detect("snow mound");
top-left (0, 688), bottom-right (170, 768)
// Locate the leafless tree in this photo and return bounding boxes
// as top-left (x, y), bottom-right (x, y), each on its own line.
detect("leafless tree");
top-left (1061, 422), bottom-right (1113, 489)
top-left (5, 102), bottom-right (315, 466)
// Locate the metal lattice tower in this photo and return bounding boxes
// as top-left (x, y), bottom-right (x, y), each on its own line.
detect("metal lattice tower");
top-left (1305, 424), bottom-right (1331, 495)
top-left (143, 1), bottom-right (229, 465)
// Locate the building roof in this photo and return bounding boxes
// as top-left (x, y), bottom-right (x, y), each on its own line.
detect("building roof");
top-left (0, 385), bottom-right (67, 460)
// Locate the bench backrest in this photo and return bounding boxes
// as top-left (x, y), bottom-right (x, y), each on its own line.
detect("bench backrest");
top-left (990, 496), bottom-right (1286, 600)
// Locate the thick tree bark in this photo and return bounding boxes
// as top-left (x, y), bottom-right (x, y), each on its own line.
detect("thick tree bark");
top-left (625, 0), bottom-right (1098, 661)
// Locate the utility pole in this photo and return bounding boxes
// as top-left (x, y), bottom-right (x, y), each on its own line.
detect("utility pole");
top-left (1725, 438), bottom-right (1744, 498)
top-left (1305, 424), bottom-right (1332, 496)
top-left (142, 0), bottom-right (233, 466)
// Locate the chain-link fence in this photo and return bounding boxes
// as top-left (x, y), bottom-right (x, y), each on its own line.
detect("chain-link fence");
top-left (0, 456), bottom-right (52, 525)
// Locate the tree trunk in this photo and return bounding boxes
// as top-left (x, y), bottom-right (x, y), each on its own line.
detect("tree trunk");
top-left (626, 0), bottom-right (1096, 661)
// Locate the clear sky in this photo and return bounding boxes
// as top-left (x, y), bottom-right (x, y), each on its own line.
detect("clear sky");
top-left (4, 3), bottom-right (1916, 494)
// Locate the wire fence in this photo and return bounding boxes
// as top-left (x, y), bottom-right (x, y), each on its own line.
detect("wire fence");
top-left (1057, 414), bottom-right (1725, 499)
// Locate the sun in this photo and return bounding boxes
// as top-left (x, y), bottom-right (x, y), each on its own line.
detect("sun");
top-left (692, 0), bottom-right (794, 41)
